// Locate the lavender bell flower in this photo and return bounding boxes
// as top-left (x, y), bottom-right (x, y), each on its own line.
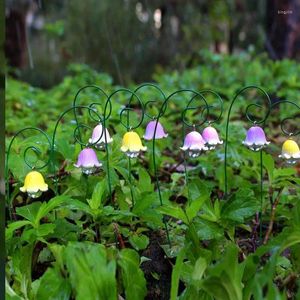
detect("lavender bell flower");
top-left (242, 126), bottom-right (270, 151)
top-left (202, 126), bottom-right (223, 150)
top-left (180, 131), bottom-right (208, 158)
top-left (143, 120), bottom-right (168, 140)
top-left (89, 124), bottom-right (113, 149)
top-left (74, 147), bottom-right (102, 175)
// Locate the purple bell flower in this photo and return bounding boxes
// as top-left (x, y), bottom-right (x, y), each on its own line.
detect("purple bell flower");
top-left (74, 147), bottom-right (102, 175)
top-left (180, 131), bottom-right (208, 158)
top-left (89, 124), bottom-right (113, 149)
top-left (242, 126), bottom-right (270, 151)
top-left (202, 126), bottom-right (223, 150)
top-left (143, 120), bottom-right (168, 140)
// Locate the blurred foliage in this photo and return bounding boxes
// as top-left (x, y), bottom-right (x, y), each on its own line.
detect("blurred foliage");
top-left (7, 51), bottom-right (300, 136)
top-left (17, 0), bottom-right (269, 87)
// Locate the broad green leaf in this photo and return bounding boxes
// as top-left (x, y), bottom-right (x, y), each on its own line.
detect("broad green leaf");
top-left (129, 234), bottom-right (149, 251)
top-left (87, 181), bottom-right (106, 210)
top-left (132, 192), bottom-right (156, 214)
top-left (138, 167), bottom-right (153, 193)
top-left (36, 224), bottom-right (56, 237)
top-left (34, 267), bottom-right (71, 300)
top-left (64, 242), bottom-right (117, 300)
top-left (201, 245), bottom-right (243, 300)
top-left (193, 218), bottom-right (223, 240)
top-left (221, 188), bottom-right (259, 223)
top-left (170, 247), bottom-right (186, 300)
top-left (157, 204), bottom-right (189, 224)
top-left (35, 195), bottom-right (72, 225)
top-left (191, 257), bottom-right (207, 285)
top-left (6, 220), bottom-right (32, 240)
top-left (262, 153), bottom-right (274, 183)
top-left (16, 202), bottom-right (42, 224)
top-left (118, 249), bottom-right (147, 300)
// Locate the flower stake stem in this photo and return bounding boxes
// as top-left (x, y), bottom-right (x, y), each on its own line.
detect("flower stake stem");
top-left (224, 86), bottom-right (271, 243)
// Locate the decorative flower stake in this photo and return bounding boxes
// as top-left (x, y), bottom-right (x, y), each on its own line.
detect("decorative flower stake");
top-left (243, 126), bottom-right (270, 151)
top-left (89, 124), bottom-right (113, 149)
top-left (202, 126), bottom-right (223, 150)
top-left (279, 139), bottom-right (300, 165)
top-left (181, 131), bottom-right (208, 158)
top-left (143, 120), bottom-right (168, 140)
top-left (74, 148), bottom-right (102, 175)
top-left (20, 171), bottom-right (48, 198)
top-left (121, 131), bottom-right (147, 158)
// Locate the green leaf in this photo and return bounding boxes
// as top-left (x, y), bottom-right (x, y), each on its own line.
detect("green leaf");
top-left (6, 220), bottom-right (32, 240)
top-left (87, 181), bottom-right (106, 210)
top-left (193, 218), bottom-right (223, 240)
top-left (16, 202), bottom-right (42, 224)
top-left (279, 229), bottom-right (300, 253)
top-left (201, 244), bottom-right (243, 300)
top-left (118, 249), bottom-right (147, 300)
top-left (191, 257), bottom-right (207, 286)
top-left (138, 167), bottom-right (153, 193)
top-left (133, 192), bottom-right (157, 215)
top-left (263, 153), bottom-right (274, 183)
top-left (170, 247), bottom-right (186, 300)
top-left (36, 224), bottom-right (56, 237)
top-left (157, 204), bottom-right (189, 224)
top-left (64, 242), bottom-right (117, 300)
top-left (34, 267), bottom-right (71, 300)
top-left (36, 195), bottom-right (71, 225)
top-left (221, 188), bottom-right (259, 223)
top-left (129, 234), bottom-right (149, 251)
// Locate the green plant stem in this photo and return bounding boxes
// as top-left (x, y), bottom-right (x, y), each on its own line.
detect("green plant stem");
top-left (128, 157), bottom-right (134, 207)
top-left (259, 150), bottom-right (263, 240)
top-left (263, 188), bottom-right (284, 244)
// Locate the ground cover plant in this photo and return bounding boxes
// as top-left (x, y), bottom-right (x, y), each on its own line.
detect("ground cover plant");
top-left (6, 52), bottom-right (300, 300)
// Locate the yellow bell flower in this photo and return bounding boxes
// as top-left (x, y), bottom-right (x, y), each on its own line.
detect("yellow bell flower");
top-left (20, 171), bottom-right (48, 198)
top-left (120, 131), bottom-right (147, 158)
top-left (279, 139), bottom-right (300, 165)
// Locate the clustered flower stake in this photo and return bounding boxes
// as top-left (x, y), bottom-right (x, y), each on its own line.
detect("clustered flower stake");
top-left (20, 170), bottom-right (48, 198)
top-left (6, 85), bottom-right (299, 252)
top-left (181, 126), bottom-right (223, 158)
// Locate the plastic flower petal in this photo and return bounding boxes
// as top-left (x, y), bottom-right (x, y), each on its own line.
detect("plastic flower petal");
top-left (89, 124), bottom-right (113, 149)
top-left (143, 120), bottom-right (168, 140)
top-left (202, 126), bottom-right (223, 150)
top-left (180, 131), bottom-right (208, 158)
top-left (20, 171), bottom-right (48, 198)
top-left (279, 139), bottom-right (300, 165)
top-left (242, 126), bottom-right (270, 151)
top-left (120, 131), bottom-right (147, 158)
top-left (74, 147), bottom-right (102, 175)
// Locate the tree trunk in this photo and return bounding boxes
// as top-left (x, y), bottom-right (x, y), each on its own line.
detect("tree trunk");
top-left (266, 0), bottom-right (300, 60)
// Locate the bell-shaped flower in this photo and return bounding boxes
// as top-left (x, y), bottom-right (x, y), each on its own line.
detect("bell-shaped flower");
top-left (279, 139), bottom-right (300, 165)
top-left (20, 171), bottom-right (48, 198)
top-left (242, 126), bottom-right (270, 151)
top-left (121, 131), bottom-right (147, 158)
top-left (180, 131), bottom-right (208, 158)
top-left (74, 147), bottom-right (102, 175)
top-left (143, 120), bottom-right (168, 140)
top-left (89, 124), bottom-right (113, 149)
top-left (202, 126), bottom-right (223, 150)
